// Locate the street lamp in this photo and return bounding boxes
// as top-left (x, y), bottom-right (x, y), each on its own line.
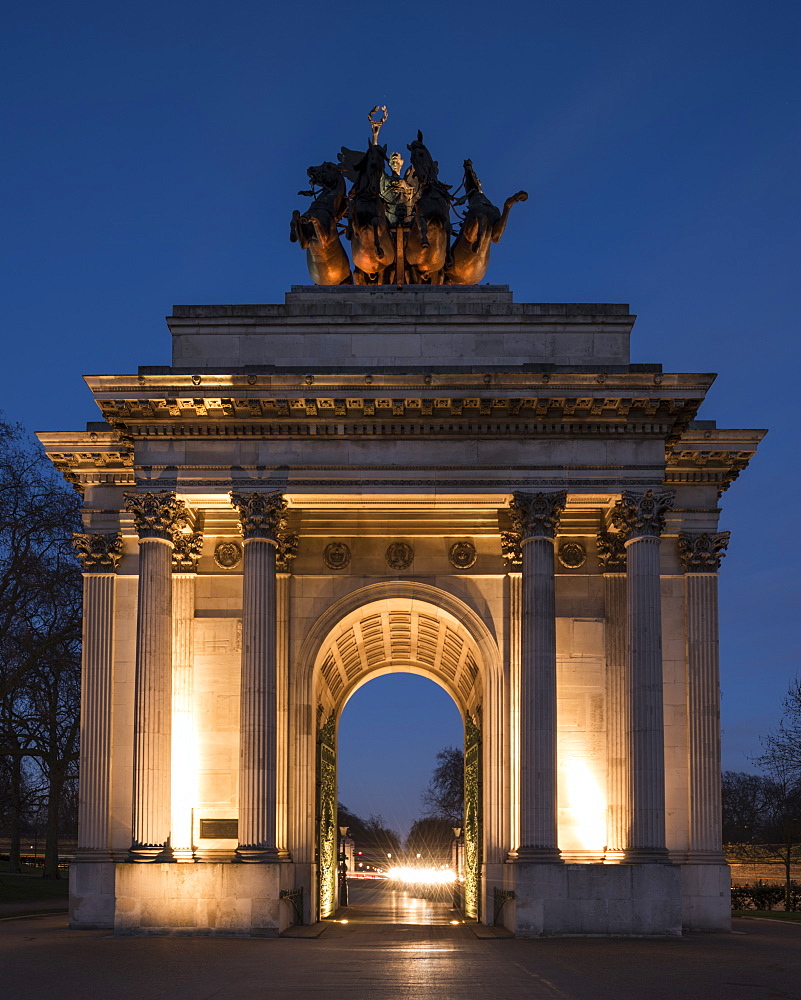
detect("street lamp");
top-left (338, 826), bottom-right (349, 907)
top-left (451, 827), bottom-right (463, 911)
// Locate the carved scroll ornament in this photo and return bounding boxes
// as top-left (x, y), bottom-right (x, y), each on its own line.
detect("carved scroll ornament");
top-left (596, 530), bottom-right (627, 573)
top-left (230, 491), bottom-right (286, 542)
top-left (500, 531), bottom-right (522, 569)
top-left (611, 489), bottom-right (675, 540)
top-left (276, 531), bottom-right (300, 572)
top-left (678, 531), bottom-right (730, 572)
top-left (171, 531), bottom-right (203, 573)
top-left (73, 532), bottom-right (123, 572)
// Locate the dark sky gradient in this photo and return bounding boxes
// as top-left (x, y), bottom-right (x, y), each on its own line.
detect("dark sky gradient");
top-left (3, 1), bottom-right (799, 836)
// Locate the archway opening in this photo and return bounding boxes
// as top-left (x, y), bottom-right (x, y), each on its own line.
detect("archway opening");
top-left (337, 673), bottom-right (463, 924)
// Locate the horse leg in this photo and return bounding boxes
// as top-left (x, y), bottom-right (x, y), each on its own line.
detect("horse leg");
top-left (492, 191), bottom-right (528, 243)
top-left (372, 217), bottom-right (384, 260)
top-left (419, 213), bottom-right (430, 250)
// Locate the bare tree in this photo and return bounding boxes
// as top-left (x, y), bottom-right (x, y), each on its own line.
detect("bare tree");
top-left (0, 417), bottom-right (82, 877)
top-left (757, 679), bottom-right (801, 784)
top-left (420, 746), bottom-right (464, 825)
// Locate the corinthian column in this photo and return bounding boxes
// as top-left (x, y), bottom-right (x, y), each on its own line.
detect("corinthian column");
top-left (72, 532), bottom-right (123, 860)
top-left (171, 528), bottom-right (203, 861)
top-left (612, 489), bottom-right (674, 862)
top-left (124, 490), bottom-right (186, 861)
top-left (275, 530), bottom-right (298, 857)
top-left (597, 530), bottom-right (628, 860)
top-left (510, 490), bottom-right (567, 862)
top-left (230, 491), bottom-right (289, 862)
top-left (679, 531), bottom-right (730, 860)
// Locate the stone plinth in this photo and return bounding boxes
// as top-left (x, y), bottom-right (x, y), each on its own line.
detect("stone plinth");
top-left (511, 863), bottom-right (682, 937)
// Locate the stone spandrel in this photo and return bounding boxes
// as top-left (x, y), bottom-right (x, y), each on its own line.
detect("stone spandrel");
top-left (167, 291), bottom-right (635, 370)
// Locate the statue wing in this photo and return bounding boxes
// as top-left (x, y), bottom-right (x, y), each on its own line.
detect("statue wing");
top-left (337, 147), bottom-right (365, 184)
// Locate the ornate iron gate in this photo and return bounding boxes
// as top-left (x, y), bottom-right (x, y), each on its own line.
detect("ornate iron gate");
top-left (316, 711), bottom-right (337, 919)
top-left (463, 712), bottom-right (482, 920)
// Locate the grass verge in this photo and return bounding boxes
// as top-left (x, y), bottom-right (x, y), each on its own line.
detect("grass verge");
top-left (0, 870), bottom-right (69, 903)
top-left (733, 909), bottom-right (801, 922)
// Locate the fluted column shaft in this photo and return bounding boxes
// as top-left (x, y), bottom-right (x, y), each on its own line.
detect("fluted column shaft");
top-left (230, 490), bottom-right (288, 862)
top-left (74, 546), bottom-right (119, 858)
top-left (130, 537), bottom-right (174, 858)
top-left (506, 569), bottom-right (522, 857)
top-left (625, 534), bottom-right (669, 859)
top-left (124, 491), bottom-right (185, 861)
top-left (275, 572), bottom-right (290, 855)
top-left (603, 571), bottom-right (629, 857)
top-left (171, 573), bottom-right (196, 860)
top-left (510, 491), bottom-right (566, 862)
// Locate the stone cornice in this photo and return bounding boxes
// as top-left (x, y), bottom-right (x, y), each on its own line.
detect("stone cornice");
top-left (677, 531), bottom-right (730, 572)
top-left (73, 532), bottom-right (123, 572)
top-left (667, 426), bottom-right (767, 496)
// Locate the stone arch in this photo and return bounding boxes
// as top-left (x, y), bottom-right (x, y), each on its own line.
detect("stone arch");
top-left (289, 581), bottom-right (505, 922)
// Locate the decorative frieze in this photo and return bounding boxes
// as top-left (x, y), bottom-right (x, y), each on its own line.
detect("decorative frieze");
top-left (677, 531), bottom-right (730, 572)
top-left (73, 532), bottom-right (123, 572)
top-left (171, 531), bottom-right (203, 573)
top-left (230, 491), bottom-right (286, 541)
top-left (596, 530), bottom-right (627, 573)
top-left (276, 531), bottom-right (299, 572)
top-left (611, 489), bottom-right (675, 539)
top-left (509, 491), bottom-right (567, 540)
top-left (124, 490), bottom-right (186, 541)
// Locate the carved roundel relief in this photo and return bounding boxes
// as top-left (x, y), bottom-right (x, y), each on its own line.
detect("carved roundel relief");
top-left (449, 541), bottom-right (477, 570)
top-left (214, 540), bottom-right (242, 570)
top-left (386, 541), bottom-right (414, 570)
top-left (557, 541), bottom-right (586, 569)
top-left (323, 542), bottom-right (351, 570)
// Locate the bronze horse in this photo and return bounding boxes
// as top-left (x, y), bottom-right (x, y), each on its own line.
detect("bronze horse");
top-left (404, 131), bottom-right (452, 284)
top-left (445, 160), bottom-right (527, 285)
top-left (289, 162), bottom-right (352, 285)
top-left (340, 143), bottom-right (395, 284)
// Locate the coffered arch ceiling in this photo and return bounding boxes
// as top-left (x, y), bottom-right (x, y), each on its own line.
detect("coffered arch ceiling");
top-left (312, 597), bottom-right (485, 715)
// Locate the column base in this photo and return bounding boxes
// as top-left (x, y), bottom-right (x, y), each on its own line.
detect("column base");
top-left (622, 847), bottom-right (672, 864)
top-left (512, 846), bottom-right (563, 863)
top-left (128, 843), bottom-right (174, 863)
top-left (234, 846), bottom-right (291, 864)
top-left (74, 849), bottom-right (114, 863)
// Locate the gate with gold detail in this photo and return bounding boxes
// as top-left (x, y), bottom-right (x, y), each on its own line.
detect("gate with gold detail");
top-left (316, 711), bottom-right (338, 919)
top-left (463, 712), bottom-right (482, 920)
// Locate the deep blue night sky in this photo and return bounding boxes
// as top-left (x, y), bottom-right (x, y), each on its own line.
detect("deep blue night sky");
top-left (3, 1), bottom-right (799, 837)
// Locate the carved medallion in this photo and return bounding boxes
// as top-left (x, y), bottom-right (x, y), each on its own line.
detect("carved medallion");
top-left (449, 541), bottom-right (476, 570)
top-left (214, 541), bottom-right (242, 570)
top-left (386, 542), bottom-right (413, 570)
top-left (557, 541), bottom-right (586, 569)
top-left (323, 542), bottom-right (351, 570)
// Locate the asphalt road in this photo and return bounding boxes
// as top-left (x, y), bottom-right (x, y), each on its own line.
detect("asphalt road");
top-left (1, 887), bottom-right (798, 1000)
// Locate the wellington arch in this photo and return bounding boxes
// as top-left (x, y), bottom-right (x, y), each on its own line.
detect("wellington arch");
top-left (38, 119), bottom-right (765, 938)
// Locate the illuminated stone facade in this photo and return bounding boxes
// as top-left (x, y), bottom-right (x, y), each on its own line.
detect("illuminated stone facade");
top-left (40, 286), bottom-right (764, 936)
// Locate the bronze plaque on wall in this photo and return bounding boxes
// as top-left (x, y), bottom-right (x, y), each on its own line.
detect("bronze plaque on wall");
top-left (199, 819), bottom-right (238, 840)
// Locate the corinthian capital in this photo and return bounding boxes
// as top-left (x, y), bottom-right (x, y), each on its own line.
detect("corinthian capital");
top-left (678, 531), bottom-right (730, 572)
top-left (73, 532), bottom-right (123, 572)
top-left (276, 531), bottom-right (299, 572)
top-left (230, 491), bottom-right (286, 541)
top-left (596, 530), bottom-right (626, 573)
top-left (124, 491), bottom-right (187, 541)
top-left (172, 531), bottom-right (204, 572)
top-left (611, 489), bottom-right (675, 540)
top-left (509, 491), bottom-right (567, 540)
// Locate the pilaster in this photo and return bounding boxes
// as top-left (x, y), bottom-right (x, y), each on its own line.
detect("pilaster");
top-left (597, 530), bottom-right (628, 860)
top-left (679, 531), bottom-right (730, 861)
top-left (612, 489), bottom-right (675, 862)
top-left (509, 490), bottom-right (566, 862)
top-left (72, 532), bottom-right (123, 860)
